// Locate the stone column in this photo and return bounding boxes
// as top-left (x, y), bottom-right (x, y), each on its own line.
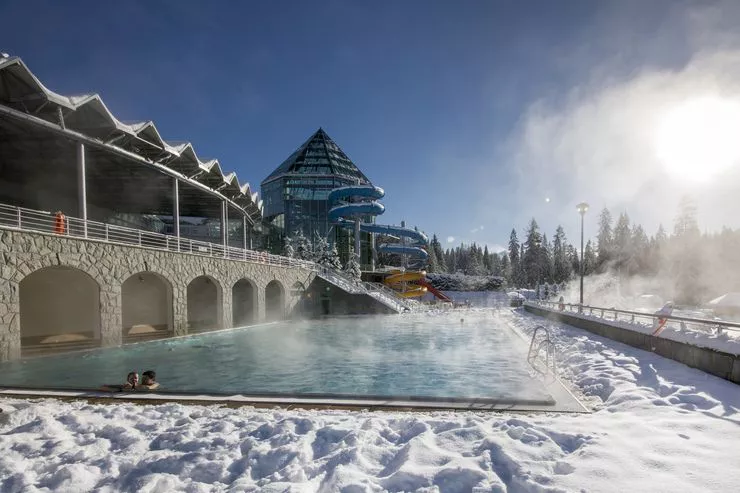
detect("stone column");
top-left (172, 284), bottom-right (188, 336)
top-left (255, 281), bottom-right (266, 322)
top-left (99, 286), bottom-right (122, 347)
top-left (0, 275), bottom-right (21, 362)
top-left (222, 287), bottom-right (233, 329)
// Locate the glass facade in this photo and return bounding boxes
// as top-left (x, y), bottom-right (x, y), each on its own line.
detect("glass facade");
top-left (261, 128), bottom-right (375, 263)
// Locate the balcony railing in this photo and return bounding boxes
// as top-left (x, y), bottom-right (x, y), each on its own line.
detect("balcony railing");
top-left (0, 203), bottom-right (314, 270)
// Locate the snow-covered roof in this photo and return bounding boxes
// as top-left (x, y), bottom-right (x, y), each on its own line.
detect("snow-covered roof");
top-left (0, 54), bottom-right (262, 221)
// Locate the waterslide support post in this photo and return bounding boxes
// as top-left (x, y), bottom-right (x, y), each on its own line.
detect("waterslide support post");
top-left (371, 232), bottom-right (376, 271)
top-left (354, 218), bottom-right (361, 264)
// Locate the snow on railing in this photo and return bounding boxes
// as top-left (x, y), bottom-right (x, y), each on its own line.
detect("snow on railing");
top-left (531, 300), bottom-right (740, 335)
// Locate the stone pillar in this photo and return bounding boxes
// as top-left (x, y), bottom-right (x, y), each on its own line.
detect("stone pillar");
top-left (222, 285), bottom-right (233, 329)
top-left (0, 275), bottom-right (21, 362)
top-left (256, 282), bottom-right (266, 322)
top-left (172, 284), bottom-right (188, 336)
top-left (99, 286), bottom-right (122, 347)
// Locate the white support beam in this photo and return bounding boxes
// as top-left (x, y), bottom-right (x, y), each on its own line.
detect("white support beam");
top-left (242, 215), bottom-right (247, 250)
top-left (221, 200), bottom-right (228, 256)
top-left (173, 178), bottom-right (180, 251)
top-left (77, 142), bottom-right (87, 238)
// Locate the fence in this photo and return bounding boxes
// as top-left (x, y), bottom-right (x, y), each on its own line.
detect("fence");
top-left (533, 300), bottom-right (740, 335)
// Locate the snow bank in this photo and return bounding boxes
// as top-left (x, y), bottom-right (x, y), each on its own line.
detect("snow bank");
top-left (1, 310), bottom-right (739, 492)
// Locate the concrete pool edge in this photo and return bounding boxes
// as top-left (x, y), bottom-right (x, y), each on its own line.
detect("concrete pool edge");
top-left (0, 387), bottom-right (589, 413)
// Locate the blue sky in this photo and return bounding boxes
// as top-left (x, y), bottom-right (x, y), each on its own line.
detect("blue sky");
top-left (5, 0), bottom-right (740, 251)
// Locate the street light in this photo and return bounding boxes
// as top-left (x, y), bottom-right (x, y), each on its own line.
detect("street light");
top-left (576, 202), bottom-right (589, 311)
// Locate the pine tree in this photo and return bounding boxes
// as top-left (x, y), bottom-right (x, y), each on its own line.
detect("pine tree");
top-left (597, 208), bottom-right (613, 270)
top-left (508, 229), bottom-right (521, 286)
top-left (283, 235), bottom-right (294, 258)
top-left (315, 232), bottom-right (342, 270)
top-left (426, 244), bottom-right (439, 273)
top-left (552, 225), bottom-right (570, 283)
top-left (483, 245), bottom-right (492, 274)
top-left (541, 233), bottom-right (553, 283)
top-left (584, 240), bottom-right (596, 275)
top-left (430, 235), bottom-right (447, 272)
top-left (672, 196), bottom-right (702, 304)
top-left (344, 252), bottom-right (362, 280)
top-left (523, 219), bottom-right (543, 287)
top-left (491, 252), bottom-right (501, 277)
top-left (613, 212), bottom-right (632, 273)
top-left (499, 252), bottom-right (510, 281)
top-left (630, 225), bottom-right (649, 274)
top-left (294, 230), bottom-right (313, 261)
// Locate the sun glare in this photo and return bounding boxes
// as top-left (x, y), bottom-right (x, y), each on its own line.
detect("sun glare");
top-left (655, 96), bottom-right (740, 182)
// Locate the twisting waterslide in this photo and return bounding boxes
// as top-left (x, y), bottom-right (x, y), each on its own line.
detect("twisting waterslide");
top-left (328, 185), bottom-right (431, 298)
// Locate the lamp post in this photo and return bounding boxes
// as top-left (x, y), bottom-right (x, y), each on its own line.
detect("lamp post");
top-left (576, 202), bottom-right (589, 312)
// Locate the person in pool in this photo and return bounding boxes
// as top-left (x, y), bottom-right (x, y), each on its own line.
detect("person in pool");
top-left (100, 371), bottom-right (138, 392)
top-left (139, 370), bottom-right (159, 390)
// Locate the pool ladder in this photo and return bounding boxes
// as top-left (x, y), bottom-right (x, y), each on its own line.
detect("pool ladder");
top-left (527, 325), bottom-right (557, 381)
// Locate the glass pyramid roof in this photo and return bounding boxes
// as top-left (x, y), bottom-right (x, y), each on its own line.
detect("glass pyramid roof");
top-left (262, 128), bottom-right (371, 184)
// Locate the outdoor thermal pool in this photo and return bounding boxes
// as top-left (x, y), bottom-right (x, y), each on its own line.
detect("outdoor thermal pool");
top-left (0, 311), bottom-right (553, 402)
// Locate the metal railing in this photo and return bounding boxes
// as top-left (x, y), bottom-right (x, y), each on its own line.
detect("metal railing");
top-left (531, 300), bottom-right (740, 335)
top-left (0, 202), bottom-right (414, 312)
top-left (0, 203), bottom-right (315, 270)
top-left (527, 325), bottom-right (557, 381)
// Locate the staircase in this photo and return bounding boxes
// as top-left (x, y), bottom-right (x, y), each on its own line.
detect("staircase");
top-left (313, 267), bottom-right (414, 313)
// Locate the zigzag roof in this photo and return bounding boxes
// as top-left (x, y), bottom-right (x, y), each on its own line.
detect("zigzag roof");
top-left (0, 54), bottom-right (262, 221)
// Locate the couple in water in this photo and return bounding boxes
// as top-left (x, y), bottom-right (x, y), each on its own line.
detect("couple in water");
top-left (102, 370), bottom-right (159, 392)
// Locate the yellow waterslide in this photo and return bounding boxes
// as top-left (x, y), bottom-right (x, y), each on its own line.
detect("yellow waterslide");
top-left (384, 270), bottom-right (428, 298)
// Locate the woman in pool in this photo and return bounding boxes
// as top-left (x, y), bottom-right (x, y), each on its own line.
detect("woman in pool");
top-left (100, 371), bottom-right (138, 392)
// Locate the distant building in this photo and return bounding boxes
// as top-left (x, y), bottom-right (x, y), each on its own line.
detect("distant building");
top-left (261, 128), bottom-right (375, 264)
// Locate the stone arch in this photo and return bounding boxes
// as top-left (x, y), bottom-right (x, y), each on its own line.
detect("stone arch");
top-left (232, 278), bottom-right (257, 327)
top-left (19, 266), bottom-right (101, 350)
top-left (265, 279), bottom-right (285, 321)
top-left (187, 275), bottom-right (223, 331)
top-left (121, 272), bottom-right (173, 338)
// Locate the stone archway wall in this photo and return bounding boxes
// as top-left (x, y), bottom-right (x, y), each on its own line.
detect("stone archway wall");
top-left (232, 278), bottom-right (257, 327)
top-left (0, 229), bottom-right (315, 361)
top-left (122, 272), bottom-right (173, 334)
top-left (20, 266), bottom-right (101, 344)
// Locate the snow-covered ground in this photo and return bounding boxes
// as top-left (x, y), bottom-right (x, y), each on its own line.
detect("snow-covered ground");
top-left (1, 309), bottom-right (739, 492)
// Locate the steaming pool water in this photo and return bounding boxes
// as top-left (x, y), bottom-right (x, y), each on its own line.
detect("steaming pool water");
top-left (0, 311), bottom-right (552, 401)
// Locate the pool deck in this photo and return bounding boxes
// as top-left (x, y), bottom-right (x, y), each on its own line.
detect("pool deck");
top-left (0, 383), bottom-right (588, 413)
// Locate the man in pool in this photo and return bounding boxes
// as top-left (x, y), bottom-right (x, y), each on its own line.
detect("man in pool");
top-left (139, 370), bottom-right (160, 390)
top-left (100, 371), bottom-right (138, 392)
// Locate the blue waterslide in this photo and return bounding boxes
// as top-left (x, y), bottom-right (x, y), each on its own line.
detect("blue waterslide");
top-left (328, 185), bottom-right (428, 265)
